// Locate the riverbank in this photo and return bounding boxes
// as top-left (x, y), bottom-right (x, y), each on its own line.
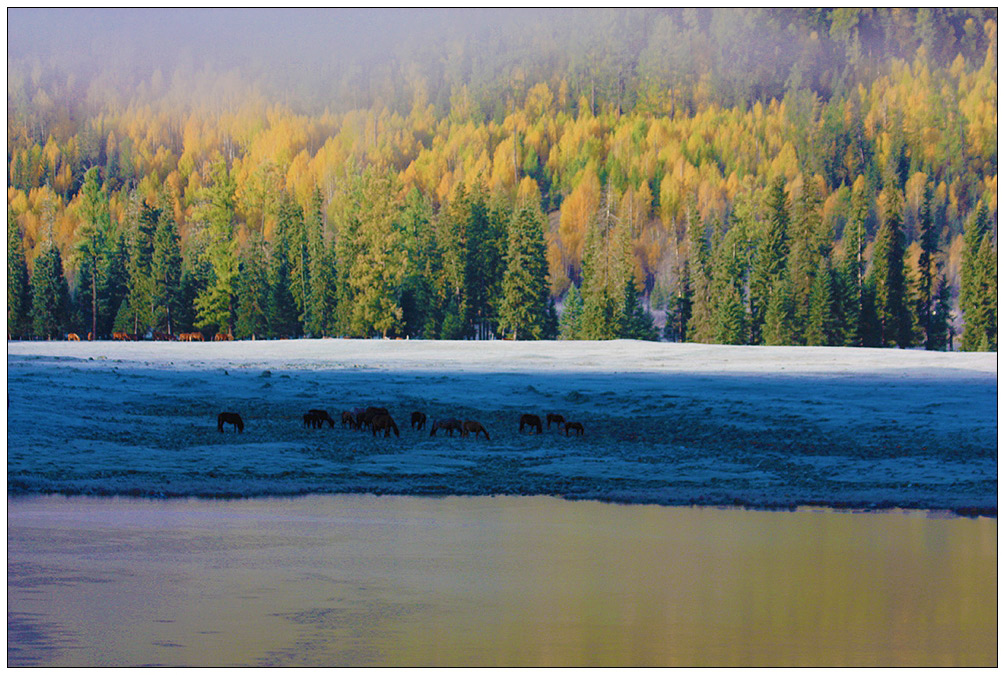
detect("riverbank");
top-left (7, 340), bottom-right (997, 514)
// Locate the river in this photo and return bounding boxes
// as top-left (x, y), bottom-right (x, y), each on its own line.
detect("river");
top-left (7, 494), bottom-right (996, 667)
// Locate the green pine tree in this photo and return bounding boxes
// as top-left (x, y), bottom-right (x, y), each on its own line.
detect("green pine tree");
top-left (749, 176), bottom-right (790, 344)
top-left (763, 275), bottom-right (797, 346)
top-left (8, 210), bottom-right (32, 339)
top-left (150, 191), bottom-right (183, 335)
top-left (559, 283), bottom-right (583, 339)
top-left (621, 274), bottom-right (658, 340)
top-left (499, 203), bottom-right (550, 340)
top-left (580, 186), bottom-right (630, 340)
top-left (30, 242), bottom-right (70, 339)
top-left (72, 167), bottom-right (114, 340)
top-left (194, 159), bottom-right (239, 336)
top-left (867, 188), bottom-right (911, 347)
top-left (235, 233), bottom-right (270, 340)
top-left (960, 201), bottom-right (996, 351)
top-left (805, 260), bottom-right (838, 346)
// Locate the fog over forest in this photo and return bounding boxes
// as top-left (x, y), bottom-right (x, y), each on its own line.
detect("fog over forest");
top-left (6, 9), bottom-right (997, 350)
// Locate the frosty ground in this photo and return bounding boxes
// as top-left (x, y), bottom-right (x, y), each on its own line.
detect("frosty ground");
top-left (6, 340), bottom-right (997, 515)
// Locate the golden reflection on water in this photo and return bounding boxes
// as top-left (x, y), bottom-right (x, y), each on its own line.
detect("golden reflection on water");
top-left (6, 496), bottom-right (996, 667)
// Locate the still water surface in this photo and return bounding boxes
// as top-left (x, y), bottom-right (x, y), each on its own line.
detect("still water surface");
top-left (7, 495), bottom-right (996, 667)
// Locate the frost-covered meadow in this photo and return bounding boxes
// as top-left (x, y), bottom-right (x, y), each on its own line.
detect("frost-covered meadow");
top-left (6, 339), bottom-right (998, 514)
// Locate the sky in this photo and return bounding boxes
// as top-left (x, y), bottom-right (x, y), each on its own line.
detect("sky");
top-left (8, 8), bottom-right (522, 72)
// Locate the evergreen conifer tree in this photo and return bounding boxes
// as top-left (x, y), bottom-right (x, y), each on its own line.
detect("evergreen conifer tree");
top-left (8, 210), bottom-right (32, 339)
top-left (664, 266), bottom-right (692, 342)
top-left (685, 205), bottom-right (714, 343)
top-left (620, 275), bottom-right (658, 340)
top-left (867, 188), bottom-right (910, 347)
top-left (763, 275), bottom-right (796, 345)
top-left (30, 242), bottom-right (70, 339)
top-left (805, 260), bottom-right (838, 346)
top-left (580, 186), bottom-right (630, 339)
top-left (194, 159), bottom-right (239, 336)
top-left (304, 187), bottom-right (336, 337)
top-left (749, 176), bottom-right (789, 344)
top-left (150, 191), bottom-right (183, 335)
top-left (559, 283), bottom-right (583, 339)
top-left (960, 201), bottom-right (996, 351)
top-left (499, 203), bottom-right (550, 339)
top-left (235, 233), bottom-right (270, 340)
top-left (72, 167), bottom-right (114, 340)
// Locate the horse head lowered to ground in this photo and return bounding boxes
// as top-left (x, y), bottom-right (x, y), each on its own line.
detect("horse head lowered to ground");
top-left (519, 413), bottom-right (543, 434)
top-left (430, 418), bottom-right (463, 437)
top-left (462, 420), bottom-right (490, 440)
top-left (217, 412), bottom-right (244, 433)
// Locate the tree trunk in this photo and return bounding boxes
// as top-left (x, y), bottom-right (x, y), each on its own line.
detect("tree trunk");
top-left (90, 266), bottom-right (97, 340)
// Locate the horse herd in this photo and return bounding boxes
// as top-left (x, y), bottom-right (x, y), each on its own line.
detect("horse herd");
top-left (216, 408), bottom-right (585, 439)
top-left (63, 331), bottom-right (231, 341)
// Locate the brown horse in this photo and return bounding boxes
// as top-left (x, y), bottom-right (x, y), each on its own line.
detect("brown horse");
top-left (547, 413), bottom-right (565, 430)
top-left (113, 331), bottom-right (130, 341)
top-left (341, 410), bottom-right (359, 429)
top-left (308, 409), bottom-right (335, 428)
top-left (371, 414), bottom-right (400, 437)
top-left (519, 413), bottom-right (543, 434)
top-left (430, 418), bottom-right (463, 437)
top-left (411, 411), bottom-right (427, 430)
top-left (152, 332), bottom-right (175, 341)
top-left (217, 412), bottom-right (244, 432)
top-left (462, 420), bottom-right (490, 440)
top-left (564, 421), bottom-right (584, 436)
top-left (214, 332), bottom-right (233, 341)
top-left (358, 406), bottom-right (389, 430)
top-left (66, 333), bottom-right (80, 341)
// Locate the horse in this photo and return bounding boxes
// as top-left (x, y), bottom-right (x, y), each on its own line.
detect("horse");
top-left (308, 409), bottom-right (335, 428)
top-left (214, 332), bottom-right (233, 341)
top-left (66, 333), bottom-right (80, 341)
top-left (564, 421), bottom-right (584, 436)
top-left (519, 413), bottom-right (543, 434)
top-left (411, 411), bottom-right (427, 430)
top-left (341, 411), bottom-right (358, 429)
top-left (217, 412), bottom-right (244, 433)
top-left (303, 412), bottom-right (320, 428)
top-left (113, 331), bottom-right (130, 341)
top-left (371, 414), bottom-right (400, 437)
top-left (547, 413), bottom-right (565, 430)
top-left (430, 418), bottom-right (463, 437)
top-left (153, 332), bottom-right (175, 341)
top-left (462, 420), bottom-right (490, 440)
top-left (359, 406), bottom-right (389, 430)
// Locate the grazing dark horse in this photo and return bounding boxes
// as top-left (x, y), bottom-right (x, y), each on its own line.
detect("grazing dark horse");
top-left (547, 413), bottom-right (565, 430)
top-left (341, 411), bottom-right (358, 429)
top-left (411, 411), bottom-right (427, 430)
top-left (564, 421), bottom-right (584, 436)
top-left (218, 412), bottom-right (244, 433)
top-left (371, 414), bottom-right (400, 437)
top-left (519, 413), bottom-right (543, 434)
top-left (308, 409), bottom-right (335, 428)
top-left (430, 418), bottom-right (463, 437)
top-left (462, 420), bottom-right (490, 440)
top-left (357, 406), bottom-right (389, 430)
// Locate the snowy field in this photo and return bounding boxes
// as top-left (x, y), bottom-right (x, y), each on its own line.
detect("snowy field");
top-left (6, 339), bottom-right (998, 514)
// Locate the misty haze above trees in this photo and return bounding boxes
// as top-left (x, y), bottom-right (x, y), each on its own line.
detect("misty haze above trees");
top-left (7, 8), bottom-right (997, 348)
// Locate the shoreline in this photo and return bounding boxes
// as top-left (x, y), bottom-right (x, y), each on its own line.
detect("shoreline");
top-left (6, 491), bottom-right (997, 519)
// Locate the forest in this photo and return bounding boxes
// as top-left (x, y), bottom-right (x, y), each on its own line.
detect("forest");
top-left (6, 8), bottom-right (998, 349)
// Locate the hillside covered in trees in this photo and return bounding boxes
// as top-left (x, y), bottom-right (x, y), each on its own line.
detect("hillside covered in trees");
top-left (7, 8), bottom-right (998, 349)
